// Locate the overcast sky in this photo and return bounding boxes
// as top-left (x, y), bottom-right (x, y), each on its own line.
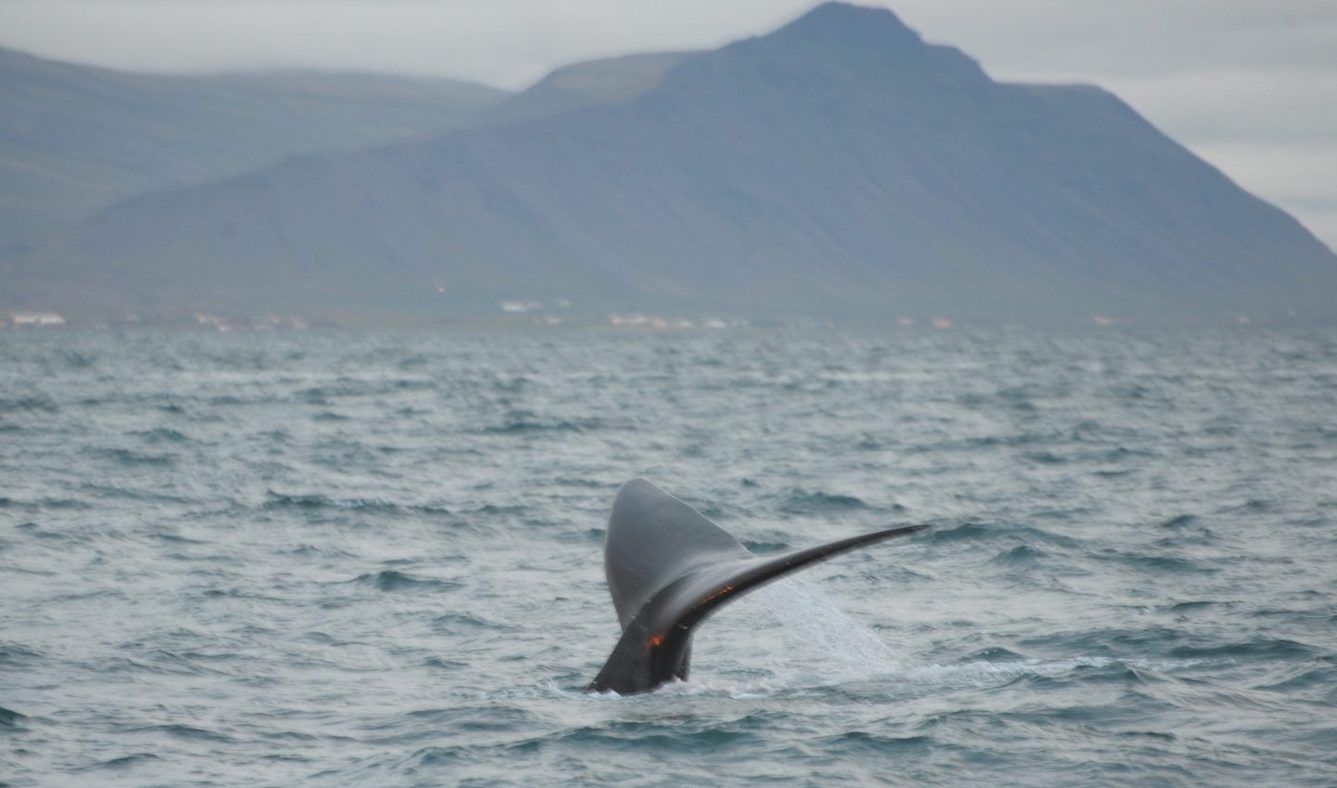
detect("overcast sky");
top-left (2, 0), bottom-right (1334, 250)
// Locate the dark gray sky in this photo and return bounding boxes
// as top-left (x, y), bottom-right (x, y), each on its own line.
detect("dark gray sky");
top-left (2, 0), bottom-right (1333, 249)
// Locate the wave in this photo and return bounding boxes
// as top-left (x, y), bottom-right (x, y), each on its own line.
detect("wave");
top-left (481, 417), bottom-right (610, 435)
top-left (927, 521), bottom-right (1081, 548)
top-left (132, 427), bottom-right (191, 444)
top-left (778, 489), bottom-right (873, 514)
top-left (0, 642), bottom-right (45, 667)
top-left (1168, 638), bottom-right (1321, 661)
top-left (0, 705), bottom-right (27, 729)
top-left (124, 723), bottom-right (235, 743)
top-left (263, 491), bottom-right (454, 518)
top-left (988, 544), bottom-right (1048, 567)
top-left (75, 753), bottom-right (162, 771)
top-left (86, 446), bottom-right (177, 467)
top-left (0, 395), bottom-right (59, 413)
top-left (1094, 550), bottom-right (1216, 574)
top-left (350, 570), bottom-right (464, 593)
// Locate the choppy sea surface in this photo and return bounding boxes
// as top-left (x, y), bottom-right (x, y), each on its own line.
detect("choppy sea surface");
top-left (2, 325), bottom-right (1336, 786)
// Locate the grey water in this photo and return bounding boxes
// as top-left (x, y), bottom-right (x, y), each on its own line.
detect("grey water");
top-left (2, 325), bottom-right (1336, 786)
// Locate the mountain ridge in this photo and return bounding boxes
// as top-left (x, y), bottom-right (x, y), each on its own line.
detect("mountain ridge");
top-left (0, 44), bottom-right (510, 257)
top-left (7, 2), bottom-right (1335, 324)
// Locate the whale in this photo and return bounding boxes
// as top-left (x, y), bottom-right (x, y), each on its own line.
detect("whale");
top-left (588, 479), bottom-right (927, 694)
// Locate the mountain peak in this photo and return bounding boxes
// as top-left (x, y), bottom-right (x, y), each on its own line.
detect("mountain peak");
top-left (704, 2), bottom-right (989, 88)
top-left (772, 2), bottom-right (924, 49)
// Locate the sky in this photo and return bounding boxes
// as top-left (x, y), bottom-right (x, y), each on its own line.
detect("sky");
top-left (1, 0), bottom-right (1334, 250)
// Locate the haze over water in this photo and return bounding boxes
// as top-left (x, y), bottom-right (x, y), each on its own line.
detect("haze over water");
top-left (2, 325), bottom-right (1336, 785)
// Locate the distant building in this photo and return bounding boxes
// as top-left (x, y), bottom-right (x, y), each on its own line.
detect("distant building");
top-left (6, 311), bottom-right (67, 327)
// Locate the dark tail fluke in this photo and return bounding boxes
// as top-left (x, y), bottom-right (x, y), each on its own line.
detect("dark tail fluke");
top-left (588, 479), bottom-right (927, 694)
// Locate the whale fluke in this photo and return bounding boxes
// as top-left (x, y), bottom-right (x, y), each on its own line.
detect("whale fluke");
top-left (588, 479), bottom-right (927, 694)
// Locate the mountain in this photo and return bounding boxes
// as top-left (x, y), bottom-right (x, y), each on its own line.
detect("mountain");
top-left (0, 46), bottom-right (508, 257)
top-left (8, 3), bottom-right (1336, 323)
top-left (483, 51), bottom-right (695, 126)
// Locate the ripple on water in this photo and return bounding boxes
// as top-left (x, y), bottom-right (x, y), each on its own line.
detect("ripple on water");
top-left (351, 570), bottom-right (463, 593)
top-left (777, 489), bottom-right (877, 515)
top-left (1254, 658), bottom-right (1337, 699)
top-left (988, 544), bottom-right (1048, 567)
top-left (132, 427), bottom-right (192, 444)
top-left (263, 492), bottom-right (455, 519)
top-left (429, 613), bottom-right (516, 632)
top-left (0, 395), bottom-right (59, 413)
top-left (0, 642), bottom-right (45, 669)
top-left (3, 327), bottom-right (1336, 786)
top-left (0, 705), bottom-right (28, 730)
top-left (1168, 638), bottom-right (1322, 662)
top-left (928, 522), bottom-right (1082, 549)
top-left (76, 753), bottom-right (163, 772)
top-left (86, 446), bottom-right (178, 467)
top-left (125, 724), bottom-right (236, 743)
top-left (481, 417), bottom-right (607, 435)
top-left (1095, 550), bottom-right (1217, 575)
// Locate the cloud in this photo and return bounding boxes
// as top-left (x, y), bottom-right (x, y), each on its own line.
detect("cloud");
top-left (4, 0), bottom-right (1335, 84)
top-left (1097, 70), bottom-right (1337, 145)
top-left (1189, 143), bottom-right (1337, 251)
top-left (0, 0), bottom-right (811, 86)
top-left (890, 0), bottom-right (1337, 77)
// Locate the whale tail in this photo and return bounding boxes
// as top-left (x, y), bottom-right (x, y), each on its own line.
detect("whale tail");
top-left (588, 479), bottom-right (927, 694)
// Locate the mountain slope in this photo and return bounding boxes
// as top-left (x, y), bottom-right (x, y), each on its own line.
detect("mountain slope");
top-left (0, 46), bottom-right (508, 257)
top-left (12, 3), bottom-right (1336, 322)
top-left (483, 51), bottom-right (696, 126)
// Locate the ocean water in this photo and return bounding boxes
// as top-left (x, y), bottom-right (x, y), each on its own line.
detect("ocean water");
top-left (2, 325), bottom-right (1335, 786)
